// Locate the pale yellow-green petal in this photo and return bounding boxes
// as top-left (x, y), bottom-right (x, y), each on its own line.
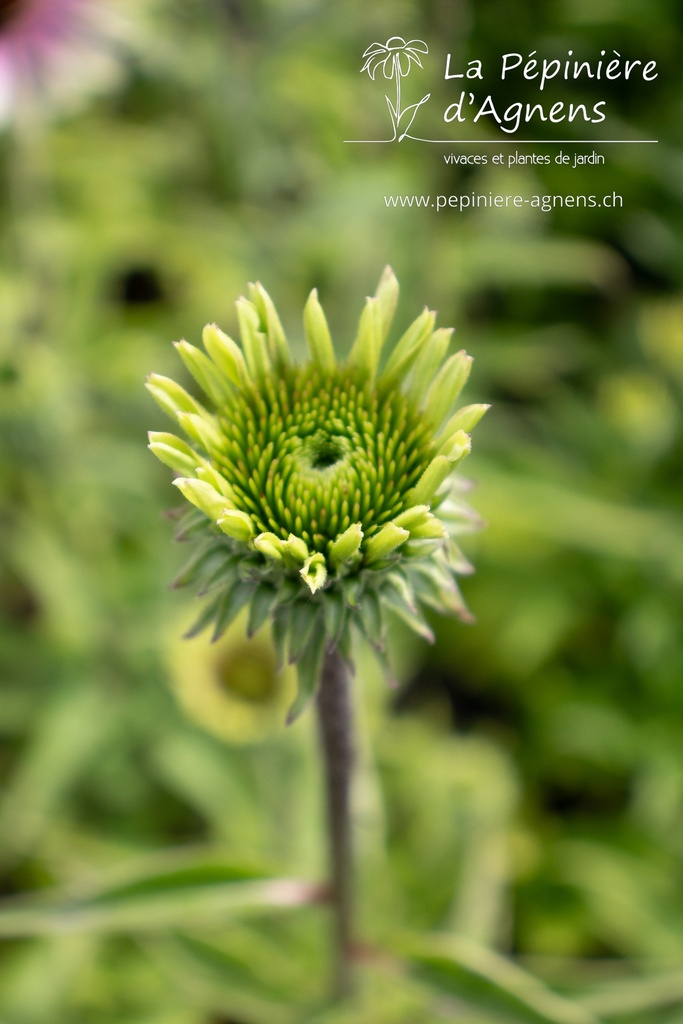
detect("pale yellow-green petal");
top-left (423, 350), bottom-right (473, 428)
top-left (217, 509), bottom-right (256, 543)
top-left (300, 553), bottom-right (327, 594)
top-left (329, 522), bottom-right (363, 567)
top-left (373, 265), bottom-right (399, 342)
top-left (348, 297), bottom-right (381, 379)
top-left (304, 288), bottom-right (336, 369)
top-left (236, 297), bottom-right (271, 379)
top-left (148, 432), bottom-right (200, 476)
top-left (438, 403), bottom-right (490, 440)
top-left (173, 478), bottom-right (228, 521)
top-left (174, 340), bottom-right (233, 405)
top-left (248, 281), bottom-right (291, 367)
top-left (202, 323), bottom-right (250, 388)
top-left (364, 522), bottom-right (410, 563)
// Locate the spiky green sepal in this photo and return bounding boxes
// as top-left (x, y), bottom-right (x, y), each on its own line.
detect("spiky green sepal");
top-left (148, 268), bottom-right (485, 720)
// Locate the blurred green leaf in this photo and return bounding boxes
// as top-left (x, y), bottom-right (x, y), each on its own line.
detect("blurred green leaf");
top-left (0, 850), bottom-right (318, 937)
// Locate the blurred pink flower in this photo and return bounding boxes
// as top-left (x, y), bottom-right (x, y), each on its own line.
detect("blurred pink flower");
top-left (0, 0), bottom-right (124, 121)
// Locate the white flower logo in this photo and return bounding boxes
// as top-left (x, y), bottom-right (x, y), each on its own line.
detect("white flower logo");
top-left (361, 36), bottom-right (428, 79)
top-left (361, 36), bottom-right (430, 141)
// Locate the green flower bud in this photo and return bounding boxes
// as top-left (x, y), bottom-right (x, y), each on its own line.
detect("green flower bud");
top-left (148, 269), bottom-right (485, 719)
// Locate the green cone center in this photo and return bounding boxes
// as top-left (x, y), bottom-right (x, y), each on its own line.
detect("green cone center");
top-left (210, 365), bottom-right (435, 555)
top-left (306, 431), bottom-right (348, 470)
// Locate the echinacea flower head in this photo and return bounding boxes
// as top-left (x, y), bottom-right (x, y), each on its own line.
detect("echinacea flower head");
top-left (0, 0), bottom-right (123, 122)
top-left (148, 269), bottom-right (487, 721)
top-left (361, 37), bottom-right (428, 80)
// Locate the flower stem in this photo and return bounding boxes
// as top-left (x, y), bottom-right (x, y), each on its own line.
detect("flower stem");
top-left (316, 646), bottom-right (354, 999)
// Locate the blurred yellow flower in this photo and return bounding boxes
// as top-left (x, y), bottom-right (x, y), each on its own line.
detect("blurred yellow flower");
top-left (166, 611), bottom-right (297, 744)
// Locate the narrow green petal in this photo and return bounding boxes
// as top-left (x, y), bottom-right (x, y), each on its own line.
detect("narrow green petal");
top-left (148, 432), bottom-right (200, 476)
top-left (407, 450), bottom-right (463, 506)
top-left (364, 522), bottom-right (410, 564)
top-left (173, 478), bottom-right (228, 521)
top-left (423, 350), bottom-right (473, 428)
top-left (212, 581), bottom-right (256, 642)
top-left (202, 324), bottom-right (250, 388)
top-left (146, 374), bottom-right (204, 420)
top-left (248, 282), bottom-right (291, 367)
top-left (406, 328), bottom-right (453, 406)
top-left (300, 553), bottom-right (327, 594)
top-left (247, 583), bottom-right (279, 636)
top-left (323, 589), bottom-right (347, 646)
top-left (438, 429), bottom-right (472, 463)
top-left (374, 265), bottom-right (399, 342)
top-left (439, 403), bottom-right (490, 440)
top-left (408, 515), bottom-right (447, 540)
top-left (329, 522), bottom-right (363, 568)
top-left (392, 505), bottom-right (431, 530)
top-left (236, 297), bottom-right (271, 379)
top-left (176, 411), bottom-right (224, 453)
top-left (381, 307), bottom-right (435, 380)
top-left (382, 586), bottom-right (435, 643)
top-left (303, 288), bottom-right (336, 369)
top-left (358, 588), bottom-right (385, 650)
top-left (174, 340), bottom-right (232, 406)
top-left (217, 509), bottom-right (256, 543)
top-left (195, 465), bottom-right (235, 501)
top-left (384, 571), bottom-right (417, 613)
top-left (287, 618), bottom-right (326, 724)
top-left (348, 297), bottom-right (381, 379)
top-left (288, 600), bottom-right (319, 662)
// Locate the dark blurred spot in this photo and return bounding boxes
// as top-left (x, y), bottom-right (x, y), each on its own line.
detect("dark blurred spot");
top-left (0, 0), bottom-right (23, 32)
top-left (606, 236), bottom-right (677, 292)
top-left (541, 775), bottom-right (632, 818)
top-left (394, 663), bottom-right (523, 733)
top-left (77, 751), bottom-right (209, 844)
top-left (218, 0), bottom-right (251, 31)
top-left (0, 361), bottom-right (18, 384)
top-left (208, 1017), bottom-right (252, 1024)
top-left (0, 570), bottom-right (40, 625)
top-left (117, 266), bottom-right (165, 306)
top-left (216, 642), bottom-right (278, 704)
top-left (0, 858), bottom-right (55, 898)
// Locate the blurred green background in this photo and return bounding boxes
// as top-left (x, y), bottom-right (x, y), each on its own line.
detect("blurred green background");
top-left (1, 0), bottom-right (683, 1021)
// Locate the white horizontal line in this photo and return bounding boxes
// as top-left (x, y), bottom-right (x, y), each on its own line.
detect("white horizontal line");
top-left (344, 139), bottom-right (659, 144)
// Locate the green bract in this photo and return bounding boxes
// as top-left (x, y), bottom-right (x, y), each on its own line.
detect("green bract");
top-left (147, 268), bottom-right (487, 720)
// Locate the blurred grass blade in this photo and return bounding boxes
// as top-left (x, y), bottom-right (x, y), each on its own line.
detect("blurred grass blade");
top-left (402, 935), bottom-right (601, 1024)
top-left (578, 968), bottom-right (683, 1018)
